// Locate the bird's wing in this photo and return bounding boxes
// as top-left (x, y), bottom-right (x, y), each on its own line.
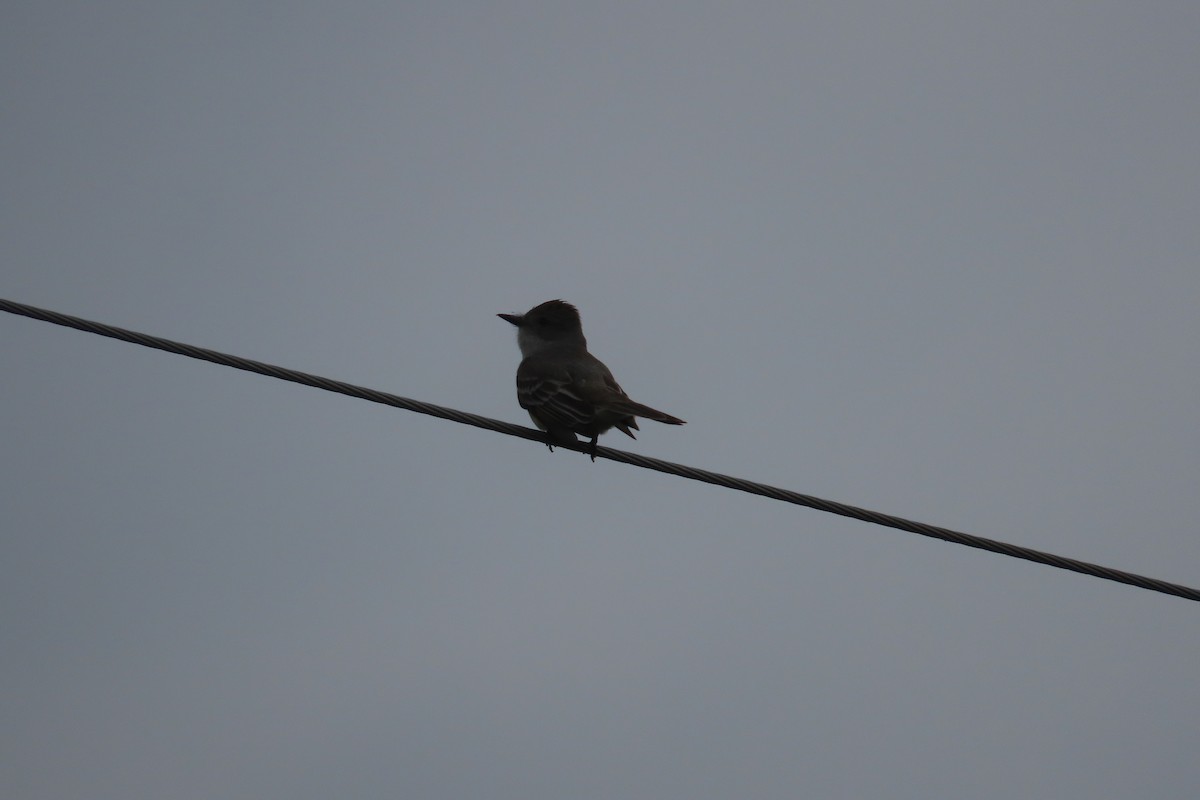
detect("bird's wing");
top-left (515, 361), bottom-right (597, 430)
top-left (516, 354), bottom-right (685, 431)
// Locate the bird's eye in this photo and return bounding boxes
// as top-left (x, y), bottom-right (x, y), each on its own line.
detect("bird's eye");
top-left (537, 317), bottom-right (549, 326)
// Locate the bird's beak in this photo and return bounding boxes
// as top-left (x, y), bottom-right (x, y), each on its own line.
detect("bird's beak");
top-left (497, 313), bottom-right (524, 327)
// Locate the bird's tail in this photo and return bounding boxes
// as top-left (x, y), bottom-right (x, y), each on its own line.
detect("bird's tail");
top-left (612, 399), bottom-right (685, 426)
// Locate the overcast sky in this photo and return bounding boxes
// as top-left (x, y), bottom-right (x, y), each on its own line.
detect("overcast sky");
top-left (3, 3), bottom-right (1199, 798)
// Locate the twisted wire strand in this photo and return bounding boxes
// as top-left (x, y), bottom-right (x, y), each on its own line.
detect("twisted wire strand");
top-left (4, 296), bottom-right (1197, 603)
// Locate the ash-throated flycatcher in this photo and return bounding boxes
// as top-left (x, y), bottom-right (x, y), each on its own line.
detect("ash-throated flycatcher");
top-left (499, 300), bottom-right (685, 460)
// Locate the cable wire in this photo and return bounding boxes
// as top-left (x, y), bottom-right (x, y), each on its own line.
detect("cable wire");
top-left (4, 296), bottom-right (1197, 603)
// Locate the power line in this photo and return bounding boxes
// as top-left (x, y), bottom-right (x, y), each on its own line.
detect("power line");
top-left (4, 295), bottom-right (1197, 603)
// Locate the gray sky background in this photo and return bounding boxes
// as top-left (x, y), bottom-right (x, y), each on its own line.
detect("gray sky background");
top-left (3, 3), bottom-right (1198, 798)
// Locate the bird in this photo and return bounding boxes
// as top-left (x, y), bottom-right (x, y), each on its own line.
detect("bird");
top-left (498, 300), bottom-right (685, 460)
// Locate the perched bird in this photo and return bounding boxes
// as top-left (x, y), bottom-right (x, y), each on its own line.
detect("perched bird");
top-left (498, 300), bottom-right (685, 460)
